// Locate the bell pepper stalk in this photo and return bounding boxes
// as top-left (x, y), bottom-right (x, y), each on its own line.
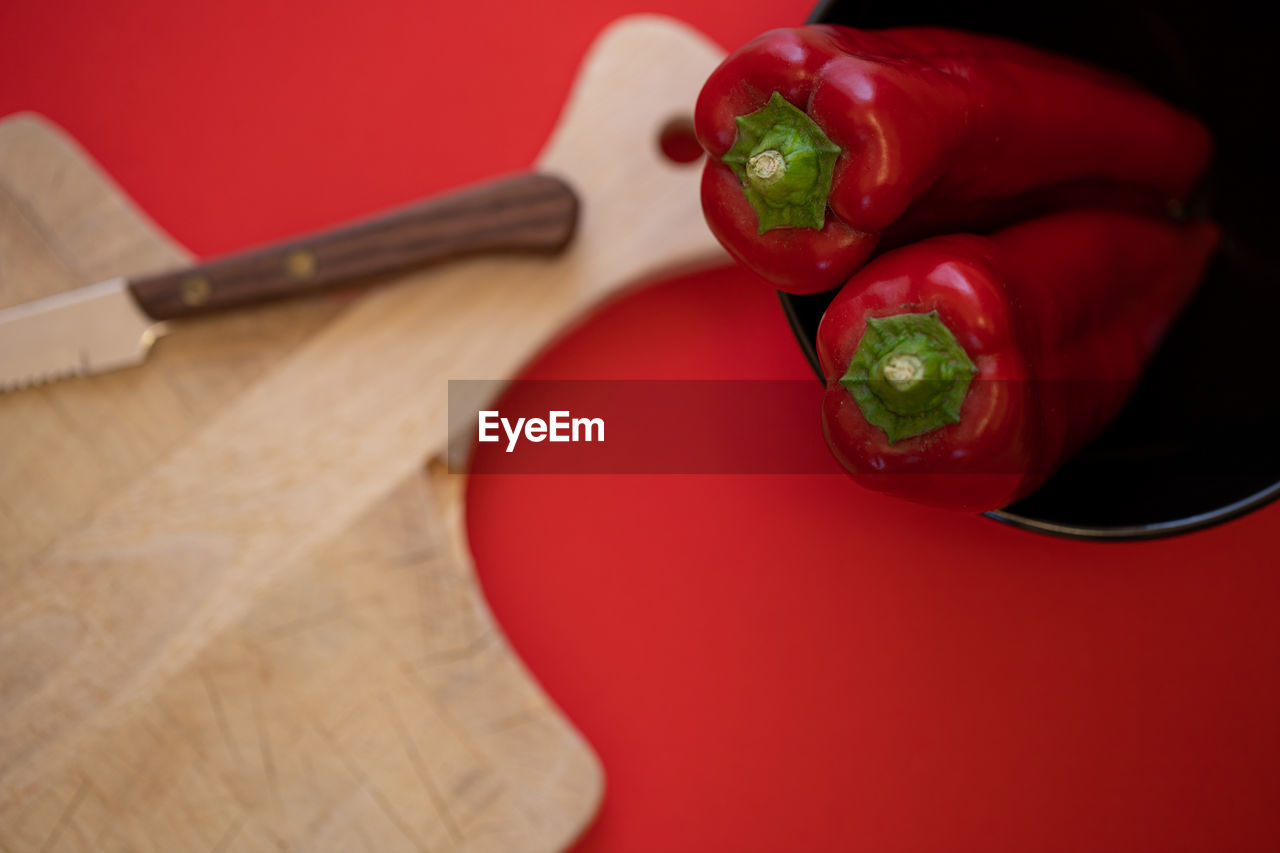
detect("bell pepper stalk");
top-left (695, 25), bottom-right (1213, 294)
top-left (816, 209), bottom-right (1220, 512)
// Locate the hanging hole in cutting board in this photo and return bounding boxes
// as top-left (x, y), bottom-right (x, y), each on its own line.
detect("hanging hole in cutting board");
top-left (657, 116), bottom-right (702, 164)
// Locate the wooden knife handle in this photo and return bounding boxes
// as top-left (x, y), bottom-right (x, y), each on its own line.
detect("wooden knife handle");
top-left (127, 172), bottom-right (578, 320)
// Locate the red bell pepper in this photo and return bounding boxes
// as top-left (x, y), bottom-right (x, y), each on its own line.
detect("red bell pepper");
top-left (695, 26), bottom-right (1213, 294)
top-left (817, 209), bottom-right (1220, 511)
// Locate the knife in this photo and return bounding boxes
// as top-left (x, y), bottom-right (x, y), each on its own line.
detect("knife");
top-left (0, 171), bottom-right (578, 391)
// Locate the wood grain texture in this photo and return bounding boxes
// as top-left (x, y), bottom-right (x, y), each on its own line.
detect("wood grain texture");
top-left (0, 15), bottom-right (726, 852)
top-left (128, 173), bottom-right (578, 320)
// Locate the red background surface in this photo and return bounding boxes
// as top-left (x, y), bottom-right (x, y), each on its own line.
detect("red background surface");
top-left (3, 1), bottom-right (1278, 850)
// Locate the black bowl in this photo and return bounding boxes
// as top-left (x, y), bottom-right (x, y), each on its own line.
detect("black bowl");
top-left (780, 0), bottom-right (1280, 540)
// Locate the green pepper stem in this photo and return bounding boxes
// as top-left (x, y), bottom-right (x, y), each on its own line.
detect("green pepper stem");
top-left (881, 353), bottom-right (924, 389)
top-left (839, 312), bottom-right (978, 444)
top-left (721, 92), bottom-right (841, 234)
top-left (747, 149), bottom-right (787, 186)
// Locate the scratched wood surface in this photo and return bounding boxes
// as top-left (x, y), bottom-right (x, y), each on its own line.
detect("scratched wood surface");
top-left (0, 16), bottom-right (726, 852)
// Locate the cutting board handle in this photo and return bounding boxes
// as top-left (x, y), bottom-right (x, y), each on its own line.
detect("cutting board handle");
top-left (126, 172), bottom-right (578, 320)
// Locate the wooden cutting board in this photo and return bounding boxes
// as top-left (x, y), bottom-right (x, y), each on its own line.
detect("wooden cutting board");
top-left (0, 16), bottom-right (725, 852)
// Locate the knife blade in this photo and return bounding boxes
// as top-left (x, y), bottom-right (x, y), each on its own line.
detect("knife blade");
top-left (0, 171), bottom-right (578, 392)
top-left (0, 277), bottom-right (160, 391)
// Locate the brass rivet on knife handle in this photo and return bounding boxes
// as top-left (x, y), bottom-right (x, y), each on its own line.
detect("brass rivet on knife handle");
top-left (285, 249), bottom-right (317, 281)
top-left (125, 172), bottom-right (579, 321)
top-left (179, 274), bottom-right (211, 306)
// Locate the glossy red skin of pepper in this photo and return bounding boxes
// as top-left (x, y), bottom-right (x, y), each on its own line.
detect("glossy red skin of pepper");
top-left (817, 210), bottom-right (1220, 511)
top-left (695, 26), bottom-right (1214, 294)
